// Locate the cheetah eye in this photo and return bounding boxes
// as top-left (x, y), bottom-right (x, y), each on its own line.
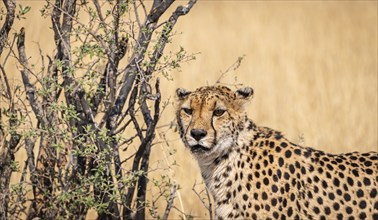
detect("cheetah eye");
top-left (182, 108), bottom-right (193, 115)
top-left (213, 109), bottom-right (226, 117)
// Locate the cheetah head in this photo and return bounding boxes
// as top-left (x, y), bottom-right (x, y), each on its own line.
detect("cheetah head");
top-left (176, 85), bottom-right (253, 157)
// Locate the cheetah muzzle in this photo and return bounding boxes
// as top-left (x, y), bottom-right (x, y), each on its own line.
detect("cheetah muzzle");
top-left (176, 85), bottom-right (378, 220)
top-left (191, 144), bottom-right (211, 153)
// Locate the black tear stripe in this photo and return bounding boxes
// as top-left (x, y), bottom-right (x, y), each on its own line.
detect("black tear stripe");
top-left (186, 103), bottom-right (193, 139)
top-left (177, 99), bottom-right (192, 141)
top-left (176, 111), bottom-right (185, 137)
top-left (211, 101), bottom-right (217, 147)
top-left (186, 99), bottom-right (193, 137)
top-left (177, 121), bottom-right (183, 137)
top-left (177, 116), bottom-right (188, 140)
top-left (178, 116), bottom-right (191, 147)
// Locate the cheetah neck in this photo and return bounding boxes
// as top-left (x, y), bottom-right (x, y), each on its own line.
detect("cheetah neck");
top-left (198, 118), bottom-right (258, 209)
top-left (197, 117), bottom-right (257, 178)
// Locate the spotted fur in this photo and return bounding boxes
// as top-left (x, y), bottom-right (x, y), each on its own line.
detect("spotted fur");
top-left (176, 85), bottom-right (378, 220)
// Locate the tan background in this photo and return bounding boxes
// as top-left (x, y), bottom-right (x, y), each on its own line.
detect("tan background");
top-left (160, 1), bottom-right (378, 218)
top-left (2, 1), bottom-right (377, 219)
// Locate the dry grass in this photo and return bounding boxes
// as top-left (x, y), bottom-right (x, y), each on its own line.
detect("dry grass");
top-left (158, 1), bottom-right (377, 218)
top-left (2, 1), bottom-right (377, 219)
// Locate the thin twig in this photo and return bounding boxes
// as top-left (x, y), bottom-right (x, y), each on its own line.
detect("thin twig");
top-left (192, 180), bottom-right (213, 220)
top-left (2, 34), bottom-right (17, 66)
top-left (92, 0), bottom-right (109, 35)
top-left (214, 55), bottom-right (245, 85)
top-left (145, 0), bottom-right (197, 76)
top-left (133, 0), bottom-right (142, 28)
top-left (0, 64), bottom-right (13, 105)
top-left (162, 182), bottom-right (177, 220)
top-left (114, 118), bottom-right (133, 135)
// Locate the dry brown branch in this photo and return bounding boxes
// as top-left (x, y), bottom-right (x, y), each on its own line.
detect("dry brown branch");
top-left (192, 180), bottom-right (213, 220)
top-left (92, 0), bottom-right (109, 34)
top-left (146, 0), bottom-right (197, 76)
top-left (0, 65), bottom-right (12, 103)
top-left (214, 55), bottom-right (245, 85)
top-left (0, 30), bottom-right (22, 217)
top-left (0, 0), bottom-right (16, 55)
top-left (16, 28), bottom-right (46, 126)
top-left (162, 182), bottom-right (177, 220)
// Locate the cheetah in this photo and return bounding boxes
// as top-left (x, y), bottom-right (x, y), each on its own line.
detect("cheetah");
top-left (176, 85), bottom-right (378, 220)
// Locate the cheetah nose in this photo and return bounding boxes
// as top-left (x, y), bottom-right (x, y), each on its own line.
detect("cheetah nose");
top-left (190, 129), bottom-right (207, 141)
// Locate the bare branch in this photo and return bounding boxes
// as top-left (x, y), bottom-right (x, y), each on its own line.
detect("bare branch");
top-left (147, 0), bottom-right (175, 24)
top-left (2, 34), bottom-right (17, 66)
top-left (92, 37), bottom-right (128, 116)
top-left (146, 0), bottom-right (197, 75)
top-left (92, 0), bottom-right (109, 34)
top-left (214, 55), bottom-right (245, 85)
top-left (128, 86), bottom-right (143, 141)
top-left (24, 137), bottom-right (37, 209)
top-left (16, 28), bottom-right (46, 125)
top-left (48, 0), bottom-right (112, 61)
top-left (135, 78), bottom-right (161, 219)
top-left (60, 0), bottom-right (76, 62)
top-left (106, 0), bottom-right (176, 132)
top-left (0, 0), bottom-right (16, 55)
top-left (192, 181), bottom-right (213, 220)
top-left (51, 0), bottom-right (63, 47)
top-left (0, 65), bottom-right (13, 105)
top-left (133, 0), bottom-right (142, 28)
top-left (107, 0), bottom-right (197, 134)
top-left (118, 133), bottom-right (138, 147)
top-left (114, 118), bottom-right (132, 135)
top-left (162, 182), bottom-right (177, 220)
top-left (0, 56), bottom-right (21, 218)
top-left (77, 89), bottom-right (98, 129)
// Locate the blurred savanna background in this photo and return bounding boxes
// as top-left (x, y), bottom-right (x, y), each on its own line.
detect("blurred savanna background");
top-left (1, 1), bottom-right (377, 219)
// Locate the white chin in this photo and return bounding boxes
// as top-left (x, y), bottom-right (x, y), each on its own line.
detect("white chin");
top-left (186, 137), bottom-right (233, 155)
top-left (213, 137), bottom-right (233, 153)
top-left (186, 138), bottom-right (210, 149)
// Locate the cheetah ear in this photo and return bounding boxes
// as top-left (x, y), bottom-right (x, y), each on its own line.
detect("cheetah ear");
top-left (235, 87), bottom-right (253, 100)
top-left (176, 88), bottom-right (191, 100)
top-left (234, 87), bottom-right (253, 110)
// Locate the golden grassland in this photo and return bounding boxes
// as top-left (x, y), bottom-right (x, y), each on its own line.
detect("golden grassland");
top-left (159, 2), bottom-right (378, 218)
top-left (2, 1), bottom-right (377, 219)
